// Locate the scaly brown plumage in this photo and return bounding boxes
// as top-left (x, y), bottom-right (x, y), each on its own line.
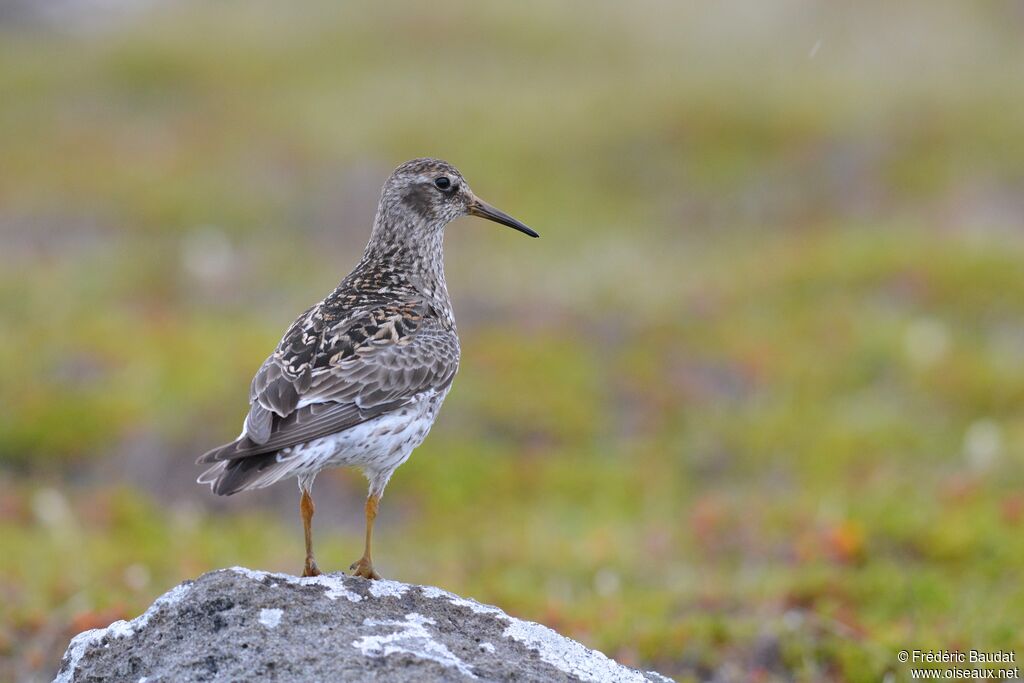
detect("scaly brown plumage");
top-left (197, 158), bottom-right (537, 579)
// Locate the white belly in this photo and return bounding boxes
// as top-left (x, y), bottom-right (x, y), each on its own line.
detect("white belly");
top-left (278, 388), bottom-right (449, 480)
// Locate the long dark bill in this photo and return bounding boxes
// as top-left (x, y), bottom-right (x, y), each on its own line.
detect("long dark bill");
top-left (468, 199), bottom-right (539, 238)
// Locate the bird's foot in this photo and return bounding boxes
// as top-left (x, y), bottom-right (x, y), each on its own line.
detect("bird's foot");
top-left (349, 557), bottom-right (381, 580)
top-left (302, 559), bottom-right (322, 577)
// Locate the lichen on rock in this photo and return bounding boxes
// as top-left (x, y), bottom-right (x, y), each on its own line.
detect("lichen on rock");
top-left (54, 567), bottom-right (672, 682)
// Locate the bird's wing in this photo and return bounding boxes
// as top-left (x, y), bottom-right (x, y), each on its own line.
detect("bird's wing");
top-left (197, 299), bottom-right (459, 463)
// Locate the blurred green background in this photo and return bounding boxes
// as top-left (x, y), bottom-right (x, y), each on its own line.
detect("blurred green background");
top-left (2, 1), bottom-right (1023, 681)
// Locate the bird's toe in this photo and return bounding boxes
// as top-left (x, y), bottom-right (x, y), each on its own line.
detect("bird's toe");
top-left (349, 558), bottom-right (381, 580)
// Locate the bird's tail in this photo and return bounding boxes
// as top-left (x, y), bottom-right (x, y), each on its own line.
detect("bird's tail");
top-left (197, 447), bottom-right (300, 496)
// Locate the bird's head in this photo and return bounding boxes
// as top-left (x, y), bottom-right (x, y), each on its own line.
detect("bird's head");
top-left (377, 158), bottom-right (538, 239)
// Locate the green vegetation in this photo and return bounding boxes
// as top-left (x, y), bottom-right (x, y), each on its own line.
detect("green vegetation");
top-left (2, 2), bottom-right (1023, 681)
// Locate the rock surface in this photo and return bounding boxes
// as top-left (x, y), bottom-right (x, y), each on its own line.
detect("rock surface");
top-left (55, 567), bottom-right (672, 682)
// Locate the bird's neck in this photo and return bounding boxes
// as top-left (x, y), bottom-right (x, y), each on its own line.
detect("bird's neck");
top-left (359, 212), bottom-right (451, 307)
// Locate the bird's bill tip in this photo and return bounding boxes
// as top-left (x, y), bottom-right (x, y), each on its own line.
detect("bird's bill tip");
top-left (468, 199), bottom-right (539, 238)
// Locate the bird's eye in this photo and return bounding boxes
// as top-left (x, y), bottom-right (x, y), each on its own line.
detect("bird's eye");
top-left (434, 176), bottom-right (452, 191)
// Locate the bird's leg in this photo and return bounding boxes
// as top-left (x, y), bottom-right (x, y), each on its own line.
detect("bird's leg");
top-left (349, 493), bottom-right (382, 580)
top-left (300, 488), bottom-right (321, 577)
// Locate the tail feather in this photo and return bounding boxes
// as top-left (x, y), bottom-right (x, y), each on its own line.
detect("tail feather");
top-left (196, 436), bottom-right (252, 465)
top-left (197, 450), bottom-right (298, 496)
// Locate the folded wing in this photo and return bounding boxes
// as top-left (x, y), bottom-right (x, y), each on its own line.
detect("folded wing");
top-left (197, 300), bottom-right (459, 465)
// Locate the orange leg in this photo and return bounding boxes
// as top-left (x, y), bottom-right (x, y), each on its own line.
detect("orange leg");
top-left (300, 489), bottom-right (321, 577)
top-left (349, 493), bottom-right (382, 580)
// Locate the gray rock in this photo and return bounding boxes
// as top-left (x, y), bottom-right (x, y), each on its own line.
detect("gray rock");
top-left (55, 567), bottom-right (673, 682)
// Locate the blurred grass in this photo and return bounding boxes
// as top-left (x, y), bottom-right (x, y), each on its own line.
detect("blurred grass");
top-left (2, 1), bottom-right (1024, 681)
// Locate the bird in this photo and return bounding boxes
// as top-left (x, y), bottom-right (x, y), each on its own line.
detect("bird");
top-left (196, 158), bottom-right (538, 579)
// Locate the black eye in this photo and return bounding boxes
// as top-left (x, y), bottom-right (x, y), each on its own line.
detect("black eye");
top-left (434, 176), bottom-right (452, 191)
